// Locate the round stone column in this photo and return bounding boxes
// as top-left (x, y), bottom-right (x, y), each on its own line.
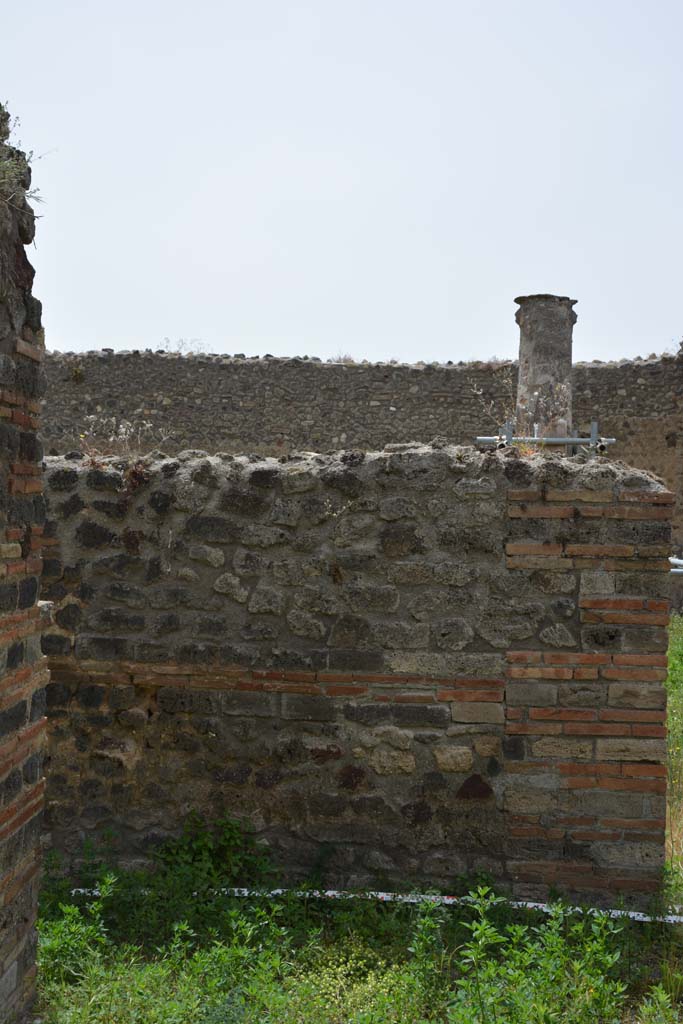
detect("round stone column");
top-left (514, 294), bottom-right (577, 437)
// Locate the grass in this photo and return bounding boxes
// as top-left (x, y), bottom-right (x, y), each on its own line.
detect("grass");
top-left (36, 618), bottom-right (683, 1024)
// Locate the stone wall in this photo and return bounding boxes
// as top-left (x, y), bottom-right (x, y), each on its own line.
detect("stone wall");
top-left (39, 349), bottom-right (683, 551)
top-left (41, 444), bottom-right (672, 905)
top-left (0, 111), bottom-right (47, 1022)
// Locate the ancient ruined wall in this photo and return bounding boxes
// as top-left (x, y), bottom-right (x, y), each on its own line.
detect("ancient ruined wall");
top-left (40, 349), bottom-right (683, 548)
top-left (0, 113), bottom-right (47, 1022)
top-left (41, 445), bottom-right (671, 905)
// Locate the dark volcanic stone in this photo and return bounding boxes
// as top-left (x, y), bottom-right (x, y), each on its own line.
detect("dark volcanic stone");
top-left (76, 520), bottom-right (117, 549)
top-left (457, 774), bottom-right (493, 800)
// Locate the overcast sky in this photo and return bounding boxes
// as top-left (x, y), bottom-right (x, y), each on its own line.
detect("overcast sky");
top-left (5, 0), bottom-right (682, 363)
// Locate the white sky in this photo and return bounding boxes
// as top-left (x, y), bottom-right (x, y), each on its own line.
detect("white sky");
top-left (5, 0), bottom-right (682, 363)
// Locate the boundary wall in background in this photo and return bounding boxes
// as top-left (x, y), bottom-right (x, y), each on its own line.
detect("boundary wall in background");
top-left (41, 445), bottom-right (672, 906)
top-left (41, 350), bottom-right (683, 554)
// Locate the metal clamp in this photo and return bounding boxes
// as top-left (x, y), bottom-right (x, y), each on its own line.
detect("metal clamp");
top-left (475, 420), bottom-right (615, 452)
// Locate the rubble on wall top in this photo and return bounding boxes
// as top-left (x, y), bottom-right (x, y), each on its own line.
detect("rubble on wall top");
top-left (44, 348), bottom-right (679, 371)
top-left (45, 440), bottom-right (668, 494)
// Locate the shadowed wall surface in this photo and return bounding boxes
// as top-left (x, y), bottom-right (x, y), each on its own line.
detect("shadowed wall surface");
top-left (0, 114), bottom-right (47, 1022)
top-left (41, 444), bottom-right (672, 906)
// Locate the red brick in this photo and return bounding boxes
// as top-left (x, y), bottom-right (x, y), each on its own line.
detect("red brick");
top-left (15, 338), bottom-right (43, 362)
top-left (507, 490), bottom-right (542, 502)
top-left (599, 709), bottom-right (665, 723)
top-left (508, 666), bottom-right (572, 680)
top-left (621, 764), bottom-right (667, 777)
top-left (564, 723), bottom-right (630, 736)
top-left (632, 725), bottom-right (667, 738)
top-left (613, 654), bottom-right (668, 666)
top-left (529, 708), bottom-right (596, 721)
top-left (505, 543), bottom-right (563, 555)
top-left (509, 826), bottom-right (547, 838)
top-left (438, 689), bottom-right (502, 702)
top-left (580, 504), bottom-right (673, 521)
top-left (600, 817), bottom-right (665, 830)
top-left (571, 829), bottom-right (620, 842)
top-left (0, 854), bottom-right (41, 905)
top-left (11, 409), bottom-right (30, 428)
top-left (624, 832), bottom-right (666, 844)
top-left (505, 722), bottom-right (562, 735)
top-left (506, 651), bottom-right (543, 663)
top-left (583, 611), bottom-right (669, 626)
top-left (510, 826), bottom-right (565, 839)
top-left (601, 667), bottom-right (668, 682)
top-left (263, 682), bottom-right (321, 694)
top-left (565, 543), bottom-right (634, 557)
top-left (317, 672), bottom-right (358, 683)
top-left (543, 652), bottom-right (610, 665)
top-left (544, 489), bottom-right (613, 503)
top-left (0, 781), bottom-right (45, 839)
top-left (602, 558), bottom-right (671, 571)
top-left (558, 763), bottom-right (620, 776)
top-left (506, 556), bottom-right (570, 570)
top-left (596, 777), bottom-right (666, 793)
top-left (325, 685), bottom-right (368, 697)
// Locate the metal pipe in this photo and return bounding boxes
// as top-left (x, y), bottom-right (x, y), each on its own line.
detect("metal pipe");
top-left (475, 436), bottom-right (617, 446)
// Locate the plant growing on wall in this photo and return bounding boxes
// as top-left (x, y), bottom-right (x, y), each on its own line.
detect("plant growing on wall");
top-left (0, 103), bottom-right (41, 213)
top-left (78, 414), bottom-right (173, 457)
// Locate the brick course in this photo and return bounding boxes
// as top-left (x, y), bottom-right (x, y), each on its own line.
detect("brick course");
top-left (0, 111), bottom-right (47, 1022)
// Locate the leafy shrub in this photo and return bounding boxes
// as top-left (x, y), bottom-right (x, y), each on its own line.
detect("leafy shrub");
top-left (447, 887), bottom-right (626, 1023)
top-left (41, 813), bottom-right (275, 949)
top-left (38, 877), bottom-right (113, 988)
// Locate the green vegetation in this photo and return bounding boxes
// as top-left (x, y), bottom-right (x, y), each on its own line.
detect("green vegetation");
top-left (37, 618), bottom-right (683, 1023)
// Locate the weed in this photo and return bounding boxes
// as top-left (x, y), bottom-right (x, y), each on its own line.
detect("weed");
top-left (0, 103), bottom-right (42, 213)
top-left (78, 414), bottom-right (173, 457)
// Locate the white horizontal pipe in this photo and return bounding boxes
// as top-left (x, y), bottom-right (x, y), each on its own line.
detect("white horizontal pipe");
top-left (70, 885), bottom-right (683, 926)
